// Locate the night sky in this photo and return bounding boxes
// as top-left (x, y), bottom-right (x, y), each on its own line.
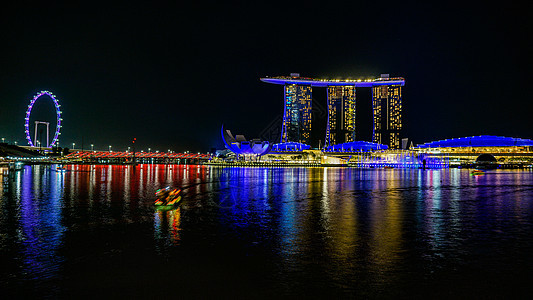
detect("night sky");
top-left (1, 2), bottom-right (531, 152)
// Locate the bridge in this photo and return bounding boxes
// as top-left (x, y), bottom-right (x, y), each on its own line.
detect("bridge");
top-left (62, 150), bottom-right (212, 164)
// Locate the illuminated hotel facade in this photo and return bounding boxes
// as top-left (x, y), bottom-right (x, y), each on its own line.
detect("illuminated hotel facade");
top-left (261, 74), bottom-right (405, 149)
top-left (327, 86), bottom-right (357, 147)
top-left (372, 84), bottom-right (402, 149)
top-left (282, 84), bottom-right (312, 144)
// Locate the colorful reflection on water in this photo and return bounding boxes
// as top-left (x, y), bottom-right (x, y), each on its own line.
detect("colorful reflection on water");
top-left (1, 165), bottom-right (533, 297)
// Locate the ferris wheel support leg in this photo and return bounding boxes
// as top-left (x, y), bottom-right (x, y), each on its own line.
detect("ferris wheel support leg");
top-left (34, 122), bottom-right (38, 147)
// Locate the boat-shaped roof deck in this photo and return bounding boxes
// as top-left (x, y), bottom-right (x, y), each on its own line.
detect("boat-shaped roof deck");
top-left (260, 76), bottom-right (405, 87)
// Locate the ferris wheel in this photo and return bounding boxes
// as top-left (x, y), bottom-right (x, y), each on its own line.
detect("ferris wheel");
top-left (24, 90), bottom-right (63, 148)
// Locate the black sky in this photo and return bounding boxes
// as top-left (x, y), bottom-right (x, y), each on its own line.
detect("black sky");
top-left (1, 2), bottom-right (531, 152)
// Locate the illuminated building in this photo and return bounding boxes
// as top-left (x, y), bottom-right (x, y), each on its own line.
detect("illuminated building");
top-left (261, 74), bottom-right (405, 149)
top-left (372, 80), bottom-right (402, 149)
top-left (282, 84), bottom-right (312, 144)
top-left (221, 126), bottom-right (272, 156)
top-left (326, 86), bottom-right (356, 147)
top-left (271, 142), bottom-right (311, 152)
top-left (323, 141), bottom-right (387, 152)
top-left (413, 135), bottom-right (533, 166)
top-left (414, 135), bottom-right (533, 153)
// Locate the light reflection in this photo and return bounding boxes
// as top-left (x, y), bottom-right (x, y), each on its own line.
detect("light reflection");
top-left (321, 168), bottom-right (330, 221)
top-left (279, 168), bottom-right (301, 259)
top-left (0, 167), bottom-right (7, 197)
top-left (449, 169), bottom-right (462, 236)
top-left (123, 165), bottom-right (131, 204)
top-left (323, 168), bottom-right (359, 268)
top-left (154, 207), bottom-right (182, 247)
top-left (369, 169), bottom-right (403, 275)
top-left (19, 165), bottom-right (65, 283)
top-left (427, 170), bottom-right (444, 250)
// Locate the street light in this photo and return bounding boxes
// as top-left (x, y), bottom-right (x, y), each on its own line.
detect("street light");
top-left (109, 145), bottom-right (112, 152)
top-left (91, 144), bottom-right (94, 151)
top-left (1, 138), bottom-right (4, 143)
top-left (148, 148), bottom-right (151, 152)
top-left (72, 142), bottom-right (75, 149)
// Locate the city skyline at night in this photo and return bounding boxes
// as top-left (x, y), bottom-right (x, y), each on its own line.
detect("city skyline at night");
top-left (1, 3), bottom-right (532, 299)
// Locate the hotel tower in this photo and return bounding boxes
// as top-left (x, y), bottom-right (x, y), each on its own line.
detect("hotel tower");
top-left (326, 86), bottom-right (357, 147)
top-left (282, 83), bottom-right (312, 144)
top-left (372, 84), bottom-right (402, 149)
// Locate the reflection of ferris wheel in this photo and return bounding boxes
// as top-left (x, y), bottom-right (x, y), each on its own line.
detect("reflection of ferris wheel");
top-left (24, 91), bottom-right (63, 147)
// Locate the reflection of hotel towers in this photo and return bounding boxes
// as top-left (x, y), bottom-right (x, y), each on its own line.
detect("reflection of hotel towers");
top-left (261, 73), bottom-right (404, 149)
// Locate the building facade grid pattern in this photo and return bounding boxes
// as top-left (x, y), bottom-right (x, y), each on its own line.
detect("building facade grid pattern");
top-left (372, 85), bottom-right (402, 149)
top-left (282, 84), bottom-right (312, 144)
top-left (326, 86), bottom-right (356, 147)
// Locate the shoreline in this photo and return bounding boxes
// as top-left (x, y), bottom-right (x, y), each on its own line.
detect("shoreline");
top-left (2, 161), bottom-right (532, 170)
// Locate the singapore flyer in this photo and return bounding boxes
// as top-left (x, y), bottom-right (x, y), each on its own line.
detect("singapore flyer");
top-left (24, 90), bottom-right (63, 148)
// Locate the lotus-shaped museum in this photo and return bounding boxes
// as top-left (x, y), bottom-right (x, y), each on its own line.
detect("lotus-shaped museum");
top-left (221, 126), bottom-right (272, 156)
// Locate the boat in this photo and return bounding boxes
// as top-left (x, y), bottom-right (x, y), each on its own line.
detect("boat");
top-left (471, 169), bottom-right (485, 176)
top-left (54, 166), bottom-right (68, 172)
top-left (154, 187), bottom-right (182, 210)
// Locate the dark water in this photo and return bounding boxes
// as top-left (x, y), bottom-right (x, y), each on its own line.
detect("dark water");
top-left (1, 164), bottom-right (533, 298)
